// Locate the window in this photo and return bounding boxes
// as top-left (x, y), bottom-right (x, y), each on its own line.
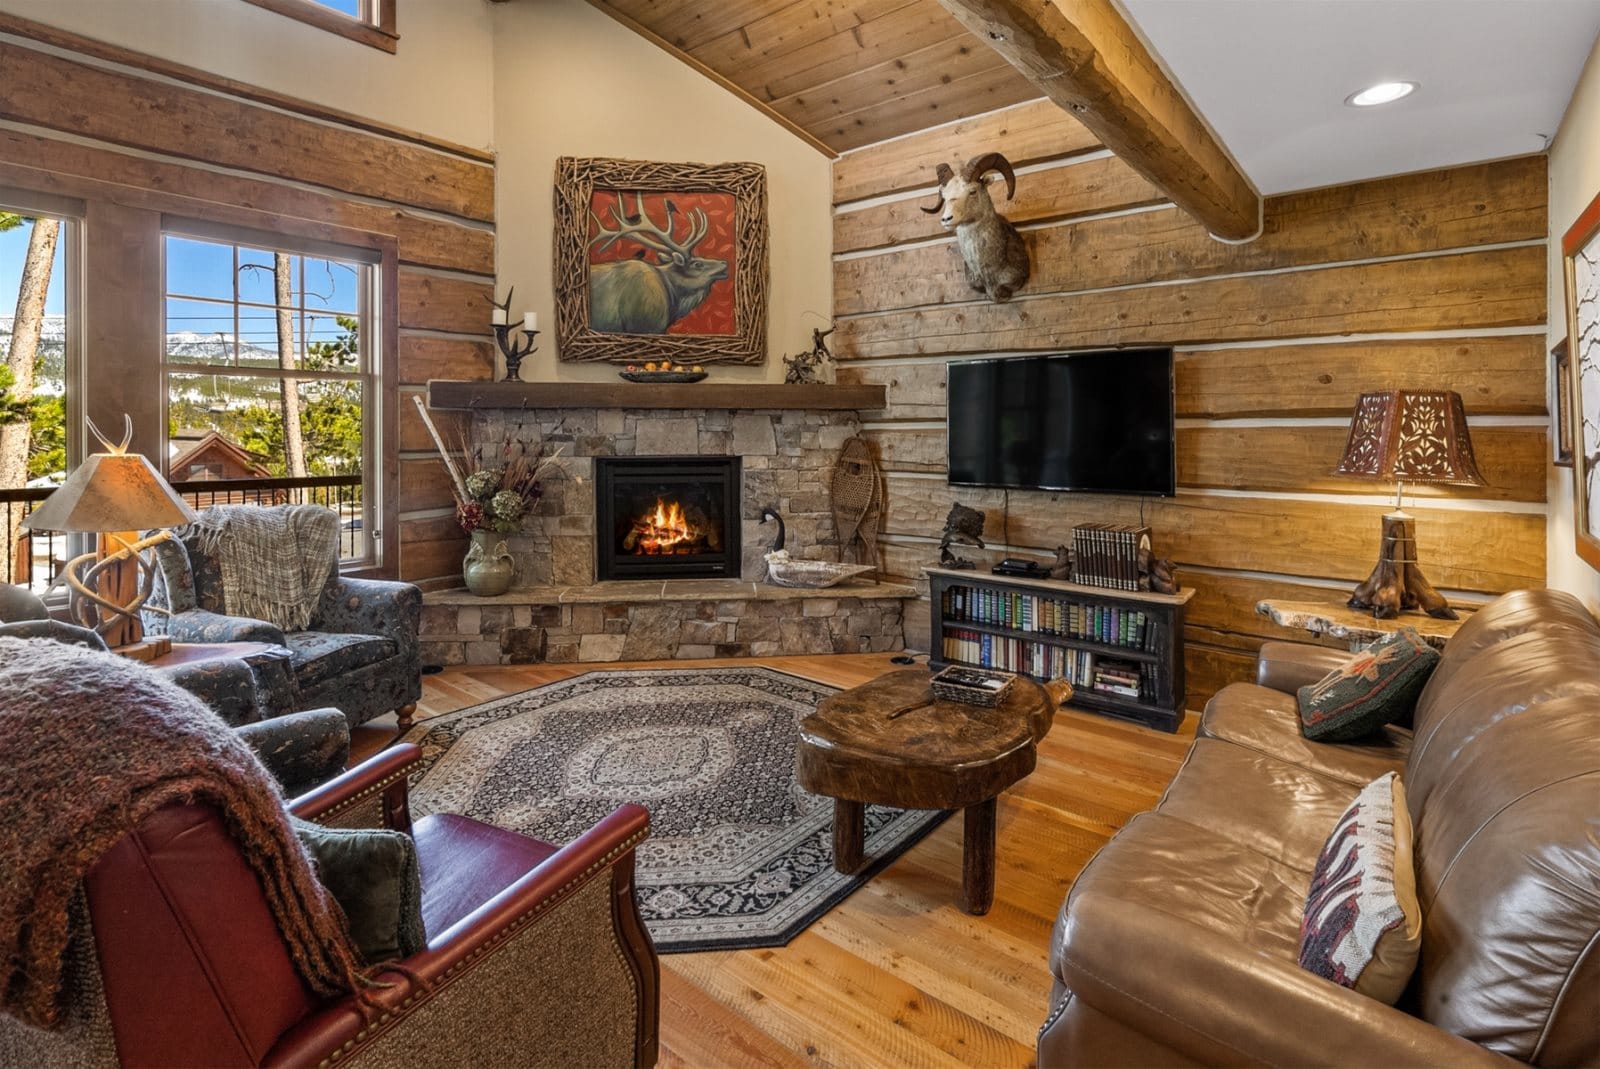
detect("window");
top-left (1, 202), bottom-right (77, 592)
top-left (240, 0), bottom-right (398, 52)
top-left (163, 230), bottom-right (379, 565)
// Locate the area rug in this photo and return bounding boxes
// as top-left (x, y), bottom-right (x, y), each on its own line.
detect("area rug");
top-left (401, 667), bottom-right (949, 952)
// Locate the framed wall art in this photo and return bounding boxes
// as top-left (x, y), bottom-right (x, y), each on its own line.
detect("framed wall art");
top-left (1551, 337), bottom-right (1574, 468)
top-left (553, 156), bottom-right (769, 365)
top-left (1562, 189), bottom-right (1600, 571)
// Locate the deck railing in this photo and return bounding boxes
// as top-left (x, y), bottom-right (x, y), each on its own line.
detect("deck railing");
top-left (3, 474), bottom-right (364, 592)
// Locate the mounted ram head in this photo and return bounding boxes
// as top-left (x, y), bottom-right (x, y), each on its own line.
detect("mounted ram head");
top-left (922, 152), bottom-right (1030, 303)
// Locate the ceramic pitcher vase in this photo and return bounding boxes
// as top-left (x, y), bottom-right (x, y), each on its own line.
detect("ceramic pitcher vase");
top-left (463, 529), bottom-right (514, 596)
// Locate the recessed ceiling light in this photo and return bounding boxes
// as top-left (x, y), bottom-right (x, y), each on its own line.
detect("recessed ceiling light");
top-left (1346, 81), bottom-right (1418, 107)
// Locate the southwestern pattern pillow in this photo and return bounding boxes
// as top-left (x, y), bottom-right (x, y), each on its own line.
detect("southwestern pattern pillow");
top-left (1297, 627), bottom-right (1440, 742)
top-left (1298, 772), bottom-right (1421, 1003)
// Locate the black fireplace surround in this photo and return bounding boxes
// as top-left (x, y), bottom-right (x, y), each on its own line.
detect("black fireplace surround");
top-left (594, 456), bottom-right (742, 581)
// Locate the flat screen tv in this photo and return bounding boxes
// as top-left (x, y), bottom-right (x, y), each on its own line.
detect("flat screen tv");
top-left (946, 348), bottom-right (1176, 496)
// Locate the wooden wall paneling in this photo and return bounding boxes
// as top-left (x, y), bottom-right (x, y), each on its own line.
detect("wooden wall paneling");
top-left (808, 60), bottom-right (1042, 153)
top-left (832, 99), bottom-right (1093, 203)
top-left (596, 0), bottom-right (790, 51)
top-left (0, 130), bottom-right (494, 274)
top-left (876, 479), bottom-right (1546, 593)
top-left (840, 362), bottom-right (946, 418)
top-left (398, 458), bottom-right (460, 513)
top-left (1182, 641), bottom-right (1258, 712)
top-left (695, 2), bottom-right (952, 104)
top-left (398, 336), bottom-right (497, 385)
top-left (834, 154), bottom-right (1161, 254)
top-left (398, 391), bottom-right (468, 452)
top-left (397, 514), bottom-right (469, 583)
top-left (836, 156), bottom-right (1547, 315)
top-left (1176, 336), bottom-right (1549, 418)
top-left (0, 40), bottom-right (495, 222)
top-left (84, 202), bottom-right (164, 462)
top-left (398, 272), bottom-right (497, 335)
top-left (838, 245), bottom-right (1546, 358)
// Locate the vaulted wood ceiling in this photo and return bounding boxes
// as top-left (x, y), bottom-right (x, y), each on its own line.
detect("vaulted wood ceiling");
top-left (587, 0), bottom-right (1044, 154)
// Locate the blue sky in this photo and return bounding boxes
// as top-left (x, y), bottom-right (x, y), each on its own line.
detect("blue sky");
top-left (1, 219), bottom-right (359, 362)
top-left (319, 0), bottom-right (361, 15)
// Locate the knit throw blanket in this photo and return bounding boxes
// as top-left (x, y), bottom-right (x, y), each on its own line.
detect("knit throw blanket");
top-left (193, 504), bottom-right (340, 631)
top-left (0, 636), bottom-right (366, 1030)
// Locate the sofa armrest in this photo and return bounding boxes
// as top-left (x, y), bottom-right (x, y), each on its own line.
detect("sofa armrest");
top-left (1255, 641), bottom-right (1352, 694)
top-left (315, 577), bottom-right (421, 657)
top-left (0, 618), bottom-right (110, 650)
top-left (163, 608), bottom-right (288, 647)
top-left (262, 804), bottom-right (657, 1069)
top-left (1053, 890), bottom-right (1517, 1069)
top-left (239, 707), bottom-right (350, 798)
top-left (290, 743), bottom-right (420, 831)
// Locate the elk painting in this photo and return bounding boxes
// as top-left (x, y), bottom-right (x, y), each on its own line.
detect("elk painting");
top-left (587, 190), bottom-right (736, 336)
top-left (554, 157), bottom-right (770, 365)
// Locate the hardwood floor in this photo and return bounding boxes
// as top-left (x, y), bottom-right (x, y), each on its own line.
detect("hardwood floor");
top-left (354, 653), bottom-right (1198, 1069)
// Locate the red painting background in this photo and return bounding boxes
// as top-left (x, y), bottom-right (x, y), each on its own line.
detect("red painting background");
top-left (587, 189), bottom-right (738, 336)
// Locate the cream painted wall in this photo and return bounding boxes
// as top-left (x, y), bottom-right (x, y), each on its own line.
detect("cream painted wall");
top-left (1548, 31), bottom-right (1600, 612)
top-left (489, 0), bottom-right (833, 383)
top-left (0, 0), bottom-right (496, 150)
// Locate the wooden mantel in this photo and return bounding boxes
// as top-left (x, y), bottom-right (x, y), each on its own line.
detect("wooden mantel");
top-left (426, 380), bottom-right (887, 412)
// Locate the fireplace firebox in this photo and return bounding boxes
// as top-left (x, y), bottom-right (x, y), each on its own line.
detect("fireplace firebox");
top-left (594, 456), bottom-right (742, 581)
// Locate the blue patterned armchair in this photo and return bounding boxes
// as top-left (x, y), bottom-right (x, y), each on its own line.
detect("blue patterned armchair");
top-left (143, 507), bottom-right (423, 732)
top-left (0, 613), bottom-right (349, 797)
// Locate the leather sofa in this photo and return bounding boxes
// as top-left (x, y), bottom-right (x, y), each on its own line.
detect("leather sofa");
top-left (1039, 589), bottom-right (1600, 1068)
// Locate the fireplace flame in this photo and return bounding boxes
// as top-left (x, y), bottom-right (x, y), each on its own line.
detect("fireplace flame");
top-left (636, 497), bottom-right (697, 553)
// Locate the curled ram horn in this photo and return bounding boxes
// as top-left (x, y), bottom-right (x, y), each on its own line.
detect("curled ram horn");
top-left (962, 152), bottom-right (1017, 201)
top-left (920, 162), bottom-right (956, 215)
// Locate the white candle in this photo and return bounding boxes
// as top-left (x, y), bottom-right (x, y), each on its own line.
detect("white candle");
top-left (491, 308), bottom-right (508, 326)
top-left (523, 311), bottom-right (538, 333)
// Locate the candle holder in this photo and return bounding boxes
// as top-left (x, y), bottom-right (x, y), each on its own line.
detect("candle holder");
top-left (488, 286), bottom-right (539, 382)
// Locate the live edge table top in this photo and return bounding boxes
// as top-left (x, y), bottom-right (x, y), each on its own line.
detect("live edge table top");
top-left (795, 668), bottom-right (1061, 811)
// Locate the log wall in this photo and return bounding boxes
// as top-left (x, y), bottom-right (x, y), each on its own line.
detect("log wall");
top-left (0, 23), bottom-right (494, 581)
top-left (833, 100), bottom-right (1549, 709)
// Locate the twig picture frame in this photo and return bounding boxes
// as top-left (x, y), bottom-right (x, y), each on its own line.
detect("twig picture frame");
top-left (1561, 188), bottom-right (1600, 571)
top-left (553, 156), bottom-right (769, 365)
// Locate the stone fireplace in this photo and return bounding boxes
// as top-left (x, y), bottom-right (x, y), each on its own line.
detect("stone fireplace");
top-left (594, 456), bottom-right (741, 581)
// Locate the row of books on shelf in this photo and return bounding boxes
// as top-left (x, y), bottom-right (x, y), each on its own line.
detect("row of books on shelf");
top-left (941, 629), bottom-right (1157, 701)
top-left (941, 586), bottom-right (1157, 650)
top-left (1072, 523), bottom-right (1150, 592)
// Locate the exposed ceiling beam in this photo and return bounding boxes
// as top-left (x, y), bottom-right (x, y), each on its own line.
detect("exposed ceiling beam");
top-left (934, 0), bottom-right (1261, 240)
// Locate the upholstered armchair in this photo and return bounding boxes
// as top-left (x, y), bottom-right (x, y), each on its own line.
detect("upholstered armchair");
top-left (0, 615), bottom-right (350, 796)
top-left (144, 506), bottom-right (423, 731)
top-left (56, 745), bottom-right (659, 1068)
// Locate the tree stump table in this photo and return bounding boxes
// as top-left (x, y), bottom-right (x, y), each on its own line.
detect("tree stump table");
top-left (795, 668), bottom-right (1071, 915)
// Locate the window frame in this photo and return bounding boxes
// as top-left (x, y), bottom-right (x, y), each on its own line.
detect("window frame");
top-left (160, 220), bottom-right (385, 570)
top-left (239, 0), bottom-right (398, 53)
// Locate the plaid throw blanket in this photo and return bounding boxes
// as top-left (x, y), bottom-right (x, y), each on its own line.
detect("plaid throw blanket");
top-left (0, 636), bottom-right (367, 1032)
top-left (194, 504), bottom-right (340, 631)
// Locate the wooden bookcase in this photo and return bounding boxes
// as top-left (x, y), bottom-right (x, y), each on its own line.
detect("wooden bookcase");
top-left (925, 566), bottom-right (1193, 733)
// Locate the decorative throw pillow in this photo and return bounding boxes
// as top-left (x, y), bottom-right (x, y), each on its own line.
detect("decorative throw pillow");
top-left (1298, 772), bottom-right (1421, 1003)
top-left (1297, 627), bottom-right (1440, 742)
top-left (290, 816), bottom-right (426, 965)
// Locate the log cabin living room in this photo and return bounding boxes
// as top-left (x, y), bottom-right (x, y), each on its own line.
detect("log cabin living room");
top-left (0, 0), bottom-right (1597, 1066)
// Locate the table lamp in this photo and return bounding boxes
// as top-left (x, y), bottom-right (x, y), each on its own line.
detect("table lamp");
top-left (1333, 390), bottom-right (1484, 620)
top-left (22, 416), bottom-right (198, 646)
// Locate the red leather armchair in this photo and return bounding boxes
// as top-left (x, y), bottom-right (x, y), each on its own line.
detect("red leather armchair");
top-left (82, 744), bottom-right (659, 1068)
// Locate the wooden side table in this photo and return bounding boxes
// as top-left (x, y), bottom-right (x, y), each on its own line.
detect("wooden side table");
top-left (1256, 598), bottom-right (1470, 652)
top-left (794, 668), bottom-right (1071, 915)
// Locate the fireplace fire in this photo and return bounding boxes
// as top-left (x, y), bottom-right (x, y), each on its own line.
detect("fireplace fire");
top-left (594, 456), bottom-right (741, 580)
top-left (625, 498), bottom-right (723, 556)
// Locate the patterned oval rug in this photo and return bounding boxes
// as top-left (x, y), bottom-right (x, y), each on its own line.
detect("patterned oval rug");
top-left (402, 666), bottom-right (949, 952)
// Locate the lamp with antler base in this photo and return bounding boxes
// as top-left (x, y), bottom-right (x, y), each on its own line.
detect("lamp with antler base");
top-left (22, 416), bottom-right (198, 647)
top-left (1334, 390), bottom-right (1485, 620)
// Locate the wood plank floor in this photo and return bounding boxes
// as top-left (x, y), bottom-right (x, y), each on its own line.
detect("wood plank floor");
top-left (353, 653), bottom-right (1198, 1069)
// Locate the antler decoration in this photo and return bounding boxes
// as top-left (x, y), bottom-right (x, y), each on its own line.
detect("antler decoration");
top-left (87, 413), bottom-right (134, 455)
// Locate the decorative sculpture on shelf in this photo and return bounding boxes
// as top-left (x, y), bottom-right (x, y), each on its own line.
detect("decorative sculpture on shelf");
top-left (1050, 544), bottom-right (1073, 580)
top-left (760, 506), bottom-right (873, 588)
top-left (1139, 545), bottom-right (1180, 595)
top-left (488, 287), bottom-right (539, 382)
top-left (938, 503), bottom-right (986, 569)
top-left (783, 327), bottom-right (837, 385)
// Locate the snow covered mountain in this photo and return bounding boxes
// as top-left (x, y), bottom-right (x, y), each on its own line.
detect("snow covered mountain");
top-left (1, 315), bottom-right (276, 365)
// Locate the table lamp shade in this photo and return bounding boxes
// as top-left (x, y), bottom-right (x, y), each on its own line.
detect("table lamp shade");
top-left (22, 452), bottom-right (198, 533)
top-left (1334, 390), bottom-right (1486, 487)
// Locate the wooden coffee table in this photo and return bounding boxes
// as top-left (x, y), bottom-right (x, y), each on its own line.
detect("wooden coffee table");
top-left (795, 668), bottom-right (1071, 914)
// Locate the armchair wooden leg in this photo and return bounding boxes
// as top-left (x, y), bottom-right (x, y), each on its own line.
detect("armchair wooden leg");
top-left (395, 703), bottom-right (417, 735)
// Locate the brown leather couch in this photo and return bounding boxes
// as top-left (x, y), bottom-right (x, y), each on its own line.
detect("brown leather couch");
top-left (1039, 589), bottom-right (1600, 1068)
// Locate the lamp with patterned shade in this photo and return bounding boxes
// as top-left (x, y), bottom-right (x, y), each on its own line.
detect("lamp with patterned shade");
top-left (1334, 390), bottom-right (1485, 620)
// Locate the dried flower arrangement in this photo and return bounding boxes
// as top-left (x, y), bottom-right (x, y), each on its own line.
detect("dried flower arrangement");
top-left (410, 397), bottom-right (563, 535)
